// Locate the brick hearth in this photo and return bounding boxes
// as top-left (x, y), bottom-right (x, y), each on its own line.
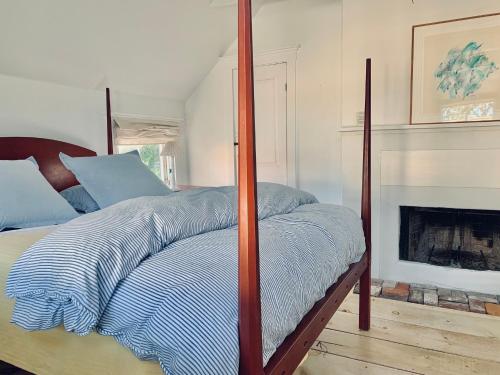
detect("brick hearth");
top-left (354, 279), bottom-right (500, 316)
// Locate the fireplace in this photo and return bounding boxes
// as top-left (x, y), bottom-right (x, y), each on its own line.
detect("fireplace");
top-left (399, 206), bottom-right (500, 271)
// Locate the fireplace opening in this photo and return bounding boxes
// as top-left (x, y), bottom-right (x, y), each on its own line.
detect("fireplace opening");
top-left (399, 206), bottom-right (500, 271)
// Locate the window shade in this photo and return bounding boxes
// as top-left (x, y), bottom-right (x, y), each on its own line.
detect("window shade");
top-left (114, 118), bottom-right (181, 145)
top-left (161, 141), bottom-right (177, 157)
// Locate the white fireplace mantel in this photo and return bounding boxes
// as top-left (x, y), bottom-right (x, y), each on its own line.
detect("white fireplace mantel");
top-left (341, 124), bottom-right (500, 294)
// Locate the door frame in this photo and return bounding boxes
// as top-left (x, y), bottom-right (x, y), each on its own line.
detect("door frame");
top-left (226, 47), bottom-right (298, 187)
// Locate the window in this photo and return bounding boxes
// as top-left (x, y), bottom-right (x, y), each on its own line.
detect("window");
top-left (113, 117), bottom-right (181, 190)
top-left (117, 144), bottom-right (176, 189)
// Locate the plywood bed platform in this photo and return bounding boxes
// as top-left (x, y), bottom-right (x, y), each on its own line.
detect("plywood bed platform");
top-left (0, 229), bottom-right (163, 375)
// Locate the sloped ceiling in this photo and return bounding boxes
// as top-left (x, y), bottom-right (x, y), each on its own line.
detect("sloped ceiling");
top-left (0, 0), bottom-right (267, 100)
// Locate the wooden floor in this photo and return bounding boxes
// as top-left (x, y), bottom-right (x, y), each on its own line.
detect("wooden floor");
top-left (2, 292), bottom-right (499, 375)
top-left (295, 292), bottom-right (500, 375)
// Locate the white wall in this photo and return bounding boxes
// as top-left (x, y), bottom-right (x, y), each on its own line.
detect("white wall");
top-left (342, 0), bottom-right (500, 127)
top-left (185, 0), bottom-right (343, 203)
top-left (184, 59), bottom-right (236, 186)
top-left (0, 74), bottom-right (108, 154)
top-left (112, 91), bottom-right (184, 121)
top-left (0, 74), bottom-right (185, 157)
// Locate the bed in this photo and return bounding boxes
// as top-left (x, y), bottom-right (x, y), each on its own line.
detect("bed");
top-left (0, 1), bottom-right (372, 374)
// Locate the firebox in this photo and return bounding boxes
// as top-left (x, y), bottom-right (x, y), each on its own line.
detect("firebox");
top-left (399, 206), bottom-right (500, 271)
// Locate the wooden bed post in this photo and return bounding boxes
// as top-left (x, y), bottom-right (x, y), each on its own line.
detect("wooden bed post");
top-left (359, 58), bottom-right (372, 331)
top-left (106, 87), bottom-right (114, 155)
top-left (237, 0), bottom-right (264, 374)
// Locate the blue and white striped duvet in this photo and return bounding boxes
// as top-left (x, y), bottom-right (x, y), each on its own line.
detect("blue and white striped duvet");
top-left (6, 183), bottom-right (365, 374)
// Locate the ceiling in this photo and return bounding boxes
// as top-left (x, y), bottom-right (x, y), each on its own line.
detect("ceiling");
top-left (0, 0), bottom-right (267, 100)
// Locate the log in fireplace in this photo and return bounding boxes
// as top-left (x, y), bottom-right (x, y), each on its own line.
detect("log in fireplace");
top-left (399, 206), bottom-right (500, 271)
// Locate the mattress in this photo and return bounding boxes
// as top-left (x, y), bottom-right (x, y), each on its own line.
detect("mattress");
top-left (0, 228), bottom-right (162, 375)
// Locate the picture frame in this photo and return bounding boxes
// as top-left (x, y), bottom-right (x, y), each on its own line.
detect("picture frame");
top-left (410, 13), bottom-right (500, 125)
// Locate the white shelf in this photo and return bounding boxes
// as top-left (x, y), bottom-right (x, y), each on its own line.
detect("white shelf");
top-left (340, 121), bottom-right (500, 133)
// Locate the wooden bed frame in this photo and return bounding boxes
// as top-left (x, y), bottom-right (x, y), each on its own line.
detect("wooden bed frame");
top-left (0, 1), bottom-right (371, 373)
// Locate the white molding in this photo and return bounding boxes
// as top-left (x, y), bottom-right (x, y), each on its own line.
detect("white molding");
top-left (340, 121), bottom-right (500, 133)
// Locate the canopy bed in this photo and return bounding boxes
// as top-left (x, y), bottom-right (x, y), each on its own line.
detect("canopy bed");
top-left (0, 0), bottom-right (372, 374)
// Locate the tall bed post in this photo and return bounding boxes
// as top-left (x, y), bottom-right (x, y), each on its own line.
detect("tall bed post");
top-left (106, 87), bottom-right (114, 155)
top-left (359, 58), bottom-right (372, 331)
top-left (237, 0), bottom-right (264, 374)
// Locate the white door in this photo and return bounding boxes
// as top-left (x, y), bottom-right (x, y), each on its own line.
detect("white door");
top-left (233, 63), bottom-right (288, 185)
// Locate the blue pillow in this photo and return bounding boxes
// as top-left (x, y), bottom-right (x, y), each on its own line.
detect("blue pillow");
top-left (26, 156), bottom-right (38, 167)
top-left (60, 185), bottom-right (100, 214)
top-left (0, 160), bottom-right (78, 230)
top-left (59, 151), bottom-right (172, 208)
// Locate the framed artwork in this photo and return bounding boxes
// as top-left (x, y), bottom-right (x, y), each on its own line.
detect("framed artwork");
top-left (410, 13), bottom-right (500, 125)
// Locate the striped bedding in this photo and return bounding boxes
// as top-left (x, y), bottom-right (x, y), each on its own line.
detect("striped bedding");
top-left (6, 183), bottom-right (365, 374)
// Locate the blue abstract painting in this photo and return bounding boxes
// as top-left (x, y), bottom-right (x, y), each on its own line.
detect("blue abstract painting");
top-left (435, 41), bottom-right (498, 99)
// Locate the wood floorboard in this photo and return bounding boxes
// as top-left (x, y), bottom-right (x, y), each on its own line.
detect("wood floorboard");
top-left (340, 294), bottom-right (500, 339)
top-left (296, 292), bottom-right (500, 375)
top-left (316, 329), bottom-right (500, 375)
top-left (294, 350), bottom-right (415, 375)
top-left (326, 310), bottom-right (500, 363)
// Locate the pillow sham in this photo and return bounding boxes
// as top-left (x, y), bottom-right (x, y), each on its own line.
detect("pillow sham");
top-left (59, 151), bottom-right (172, 208)
top-left (0, 159), bottom-right (78, 231)
top-left (60, 185), bottom-right (100, 214)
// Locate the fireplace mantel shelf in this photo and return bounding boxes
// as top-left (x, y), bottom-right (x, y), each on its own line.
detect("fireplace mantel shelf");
top-left (340, 121), bottom-right (500, 133)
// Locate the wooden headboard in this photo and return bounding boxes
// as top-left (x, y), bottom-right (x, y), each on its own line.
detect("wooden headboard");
top-left (0, 137), bottom-right (96, 191)
top-left (0, 88), bottom-right (113, 192)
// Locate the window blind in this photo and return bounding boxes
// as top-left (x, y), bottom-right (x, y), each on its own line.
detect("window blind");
top-left (114, 118), bottom-right (180, 145)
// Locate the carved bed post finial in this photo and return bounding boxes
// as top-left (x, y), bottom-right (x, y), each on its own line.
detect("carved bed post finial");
top-left (359, 58), bottom-right (372, 331)
top-left (106, 88), bottom-right (114, 155)
top-left (237, 0), bottom-right (264, 374)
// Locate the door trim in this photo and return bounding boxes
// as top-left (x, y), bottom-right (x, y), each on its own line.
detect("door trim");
top-left (228, 47), bottom-right (298, 187)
